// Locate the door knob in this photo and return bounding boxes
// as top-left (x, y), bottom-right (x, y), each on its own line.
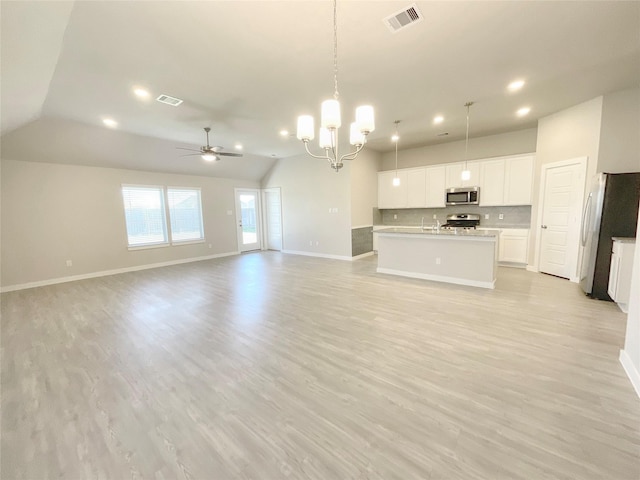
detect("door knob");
top-left (541, 225), bottom-right (548, 229)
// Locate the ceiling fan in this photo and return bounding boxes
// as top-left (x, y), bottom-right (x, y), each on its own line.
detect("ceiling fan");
top-left (177, 127), bottom-right (243, 162)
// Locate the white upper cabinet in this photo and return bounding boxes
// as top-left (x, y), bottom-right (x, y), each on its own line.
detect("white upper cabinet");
top-left (377, 154), bottom-right (534, 209)
top-left (378, 170), bottom-right (408, 209)
top-left (406, 168), bottom-right (427, 208)
top-left (445, 161), bottom-right (480, 188)
top-left (504, 155), bottom-right (534, 205)
top-left (479, 159), bottom-right (506, 206)
top-left (425, 165), bottom-right (446, 207)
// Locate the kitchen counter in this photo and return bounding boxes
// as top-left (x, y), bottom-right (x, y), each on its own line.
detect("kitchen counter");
top-left (376, 228), bottom-right (498, 289)
top-left (611, 237), bottom-right (636, 243)
top-left (377, 227), bottom-right (497, 239)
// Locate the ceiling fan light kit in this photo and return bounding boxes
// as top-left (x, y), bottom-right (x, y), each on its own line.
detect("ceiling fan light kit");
top-left (296, 0), bottom-right (375, 172)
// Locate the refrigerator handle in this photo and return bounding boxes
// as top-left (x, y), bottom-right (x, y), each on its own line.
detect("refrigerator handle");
top-left (581, 193), bottom-right (592, 246)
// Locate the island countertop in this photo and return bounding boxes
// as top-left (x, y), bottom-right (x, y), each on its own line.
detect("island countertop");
top-left (376, 227), bottom-right (498, 239)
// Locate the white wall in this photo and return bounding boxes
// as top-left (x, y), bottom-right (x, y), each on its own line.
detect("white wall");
top-left (598, 87), bottom-right (640, 174)
top-left (621, 208), bottom-right (640, 398)
top-left (380, 128), bottom-right (538, 171)
top-left (1, 159), bottom-right (258, 289)
top-left (528, 96), bottom-right (604, 265)
top-left (350, 148), bottom-right (381, 227)
top-left (261, 154), bottom-right (352, 258)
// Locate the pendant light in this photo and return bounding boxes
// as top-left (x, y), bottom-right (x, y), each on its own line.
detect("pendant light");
top-left (461, 101), bottom-right (474, 181)
top-left (392, 120), bottom-right (400, 186)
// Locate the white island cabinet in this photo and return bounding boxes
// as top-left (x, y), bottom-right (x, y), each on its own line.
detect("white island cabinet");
top-left (608, 237), bottom-right (636, 312)
top-left (376, 228), bottom-right (498, 289)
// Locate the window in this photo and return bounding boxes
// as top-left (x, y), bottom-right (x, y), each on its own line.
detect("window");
top-left (122, 185), bottom-right (204, 248)
top-left (167, 188), bottom-right (204, 243)
top-left (122, 186), bottom-right (168, 247)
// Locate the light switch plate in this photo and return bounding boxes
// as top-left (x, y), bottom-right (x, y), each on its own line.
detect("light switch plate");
top-left (499, 214), bottom-right (504, 220)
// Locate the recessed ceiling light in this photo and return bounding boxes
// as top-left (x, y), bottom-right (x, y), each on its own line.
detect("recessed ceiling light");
top-left (279, 129), bottom-right (289, 136)
top-left (102, 118), bottom-right (118, 128)
top-left (433, 115), bottom-right (444, 124)
top-left (234, 144), bottom-right (243, 150)
top-left (517, 107), bottom-right (531, 117)
top-left (133, 87), bottom-right (150, 98)
top-left (508, 80), bottom-right (525, 92)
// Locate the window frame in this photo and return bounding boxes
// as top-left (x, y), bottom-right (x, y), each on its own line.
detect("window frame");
top-left (121, 184), bottom-right (170, 250)
top-left (121, 184), bottom-right (206, 250)
top-left (166, 186), bottom-right (205, 245)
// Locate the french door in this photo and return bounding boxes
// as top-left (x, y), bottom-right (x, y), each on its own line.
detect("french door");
top-left (235, 188), bottom-right (262, 252)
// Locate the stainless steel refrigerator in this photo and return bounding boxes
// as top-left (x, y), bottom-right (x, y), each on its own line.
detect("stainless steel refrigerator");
top-left (579, 172), bottom-right (640, 299)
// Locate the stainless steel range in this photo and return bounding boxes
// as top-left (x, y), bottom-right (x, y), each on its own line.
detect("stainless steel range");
top-left (441, 213), bottom-right (480, 230)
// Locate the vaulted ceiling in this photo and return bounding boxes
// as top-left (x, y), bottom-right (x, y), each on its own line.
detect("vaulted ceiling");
top-left (2, 1), bottom-right (639, 181)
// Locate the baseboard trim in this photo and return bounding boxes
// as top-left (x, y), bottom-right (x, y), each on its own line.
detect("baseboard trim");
top-left (282, 250), bottom-right (353, 262)
top-left (376, 267), bottom-right (495, 289)
top-left (620, 349), bottom-right (640, 400)
top-left (1, 251), bottom-right (240, 293)
top-left (351, 251), bottom-right (375, 261)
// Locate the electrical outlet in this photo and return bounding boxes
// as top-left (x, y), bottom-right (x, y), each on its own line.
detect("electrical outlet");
top-left (226, 210), bottom-right (232, 215)
top-left (208, 243), bottom-right (212, 249)
top-left (499, 214), bottom-right (504, 220)
top-left (394, 214), bottom-right (398, 220)
top-left (315, 241), bottom-right (319, 246)
top-left (484, 214), bottom-right (490, 220)
top-left (309, 240), bottom-right (313, 246)
top-left (435, 257), bottom-right (441, 265)
top-left (66, 260), bottom-right (72, 267)
top-left (433, 214), bottom-right (437, 219)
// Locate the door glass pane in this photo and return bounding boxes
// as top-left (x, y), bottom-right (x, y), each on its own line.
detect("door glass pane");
top-left (240, 194), bottom-right (257, 245)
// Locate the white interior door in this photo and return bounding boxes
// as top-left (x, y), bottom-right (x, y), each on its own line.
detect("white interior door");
top-left (538, 159), bottom-right (586, 279)
top-left (262, 188), bottom-right (283, 251)
top-left (235, 188), bottom-right (261, 252)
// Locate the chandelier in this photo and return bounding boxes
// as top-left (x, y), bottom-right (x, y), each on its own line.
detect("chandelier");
top-left (296, 0), bottom-right (375, 172)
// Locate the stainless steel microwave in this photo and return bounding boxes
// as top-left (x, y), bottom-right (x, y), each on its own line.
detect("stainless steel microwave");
top-left (445, 186), bottom-right (480, 205)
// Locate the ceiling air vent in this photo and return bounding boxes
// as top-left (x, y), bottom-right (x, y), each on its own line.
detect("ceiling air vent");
top-left (384, 3), bottom-right (423, 33)
top-left (156, 94), bottom-right (183, 107)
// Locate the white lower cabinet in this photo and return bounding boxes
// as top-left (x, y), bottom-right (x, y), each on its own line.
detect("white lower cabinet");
top-left (498, 229), bottom-right (529, 265)
top-left (608, 238), bottom-right (635, 312)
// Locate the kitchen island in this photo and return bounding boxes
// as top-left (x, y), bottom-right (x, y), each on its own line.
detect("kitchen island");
top-left (376, 228), bottom-right (498, 289)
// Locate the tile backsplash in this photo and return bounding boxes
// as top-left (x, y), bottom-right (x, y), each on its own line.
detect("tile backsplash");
top-left (379, 205), bottom-right (531, 228)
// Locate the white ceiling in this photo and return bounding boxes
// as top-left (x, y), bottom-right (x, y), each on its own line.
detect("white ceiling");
top-left (2, 1), bottom-right (639, 181)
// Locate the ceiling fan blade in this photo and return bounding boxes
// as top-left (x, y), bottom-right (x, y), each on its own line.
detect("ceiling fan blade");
top-left (217, 152), bottom-right (243, 157)
top-left (179, 153), bottom-right (202, 157)
top-left (176, 147), bottom-right (201, 152)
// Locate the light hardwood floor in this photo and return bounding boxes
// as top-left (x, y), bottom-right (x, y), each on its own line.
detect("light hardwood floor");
top-left (2, 252), bottom-right (639, 479)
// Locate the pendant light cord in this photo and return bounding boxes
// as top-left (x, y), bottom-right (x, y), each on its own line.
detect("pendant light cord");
top-left (333, 0), bottom-right (339, 101)
top-left (464, 101), bottom-right (473, 169)
top-left (394, 120), bottom-right (400, 175)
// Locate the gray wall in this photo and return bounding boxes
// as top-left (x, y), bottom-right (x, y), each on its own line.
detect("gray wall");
top-left (380, 128), bottom-right (538, 171)
top-left (1, 159), bottom-right (258, 288)
top-left (598, 87), bottom-right (640, 174)
top-left (350, 148), bottom-right (381, 227)
top-left (530, 96), bottom-right (604, 266)
top-left (261, 154), bottom-right (352, 258)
